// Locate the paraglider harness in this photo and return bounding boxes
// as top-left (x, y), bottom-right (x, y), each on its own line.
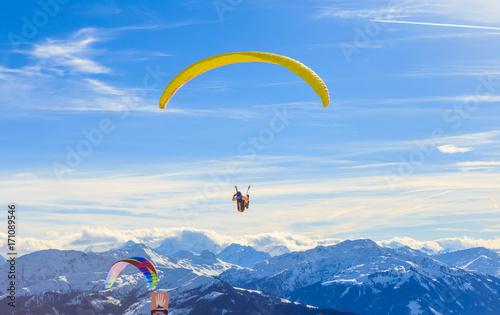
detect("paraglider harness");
top-left (234, 185), bottom-right (250, 212)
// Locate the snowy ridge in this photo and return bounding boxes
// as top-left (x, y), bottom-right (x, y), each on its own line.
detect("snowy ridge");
top-left (0, 242), bottom-right (354, 314)
top-left (263, 244), bottom-right (291, 257)
top-left (1, 238), bottom-right (500, 314)
top-left (171, 250), bottom-right (238, 275)
top-left (221, 239), bottom-right (500, 314)
top-left (216, 243), bottom-right (271, 267)
top-left (433, 247), bottom-right (500, 277)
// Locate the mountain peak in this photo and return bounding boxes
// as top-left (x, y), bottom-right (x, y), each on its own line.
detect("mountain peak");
top-left (217, 243), bottom-right (271, 267)
top-left (121, 240), bottom-right (139, 248)
top-left (336, 239), bottom-right (380, 251)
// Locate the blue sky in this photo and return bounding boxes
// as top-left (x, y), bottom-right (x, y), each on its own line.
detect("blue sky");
top-left (1, 0), bottom-right (500, 252)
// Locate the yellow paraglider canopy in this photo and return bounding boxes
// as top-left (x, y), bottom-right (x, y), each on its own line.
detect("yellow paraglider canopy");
top-left (159, 51), bottom-right (330, 108)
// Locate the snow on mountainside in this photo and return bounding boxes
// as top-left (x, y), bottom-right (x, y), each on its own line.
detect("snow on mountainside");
top-left (221, 239), bottom-right (500, 315)
top-left (0, 242), bottom-right (354, 314)
top-left (263, 244), bottom-right (291, 256)
top-left (217, 243), bottom-right (271, 267)
top-left (434, 247), bottom-right (500, 277)
top-left (0, 255), bottom-right (6, 265)
top-left (381, 239), bottom-right (439, 255)
top-left (380, 236), bottom-right (500, 255)
top-left (3, 239), bottom-right (500, 314)
top-left (171, 250), bottom-right (237, 275)
top-left (392, 245), bottom-right (430, 257)
top-left (164, 278), bottom-right (358, 315)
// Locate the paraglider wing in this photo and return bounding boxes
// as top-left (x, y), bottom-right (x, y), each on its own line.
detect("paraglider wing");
top-left (131, 256), bottom-right (158, 275)
top-left (105, 257), bottom-right (158, 289)
top-left (159, 51), bottom-right (330, 109)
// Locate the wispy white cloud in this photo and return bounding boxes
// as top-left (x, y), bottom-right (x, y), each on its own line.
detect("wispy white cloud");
top-left (457, 161), bottom-right (500, 167)
top-left (0, 21), bottom-right (201, 112)
top-left (446, 131), bottom-right (500, 146)
top-left (2, 155), bottom-right (500, 244)
top-left (317, 131), bottom-right (499, 161)
top-left (371, 19), bottom-right (500, 31)
top-left (399, 65), bottom-right (500, 77)
top-left (111, 21), bottom-right (204, 32)
top-left (0, 69), bottom-right (155, 112)
top-left (340, 162), bottom-right (400, 169)
top-left (85, 79), bottom-right (126, 96)
top-left (436, 227), bottom-right (473, 232)
top-left (26, 20), bottom-right (195, 67)
top-left (31, 28), bottom-right (111, 75)
top-left (437, 145), bottom-right (472, 153)
top-left (0, 65), bottom-right (60, 77)
top-left (316, 0), bottom-right (500, 25)
top-left (353, 94), bottom-right (500, 105)
top-left (420, 190), bottom-right (454, 200)
top-left (314, 1), bottom-right (425, 20)
top-left (431, 0), bottom-right (500, 25)
top-left (309, 31), bottom-right (500, 54)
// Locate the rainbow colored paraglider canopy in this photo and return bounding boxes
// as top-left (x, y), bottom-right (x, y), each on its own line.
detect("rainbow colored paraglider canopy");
top-left (105, 257), bottom-right (158, 289)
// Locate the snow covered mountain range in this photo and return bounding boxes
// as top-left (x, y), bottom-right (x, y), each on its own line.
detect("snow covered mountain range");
top-left (1, 237), bottom-right (500, 314)
top-left (433, 247), bottom-right (500, 278)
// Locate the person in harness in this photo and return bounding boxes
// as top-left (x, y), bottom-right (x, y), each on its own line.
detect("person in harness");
top-left (232, 189), bottom-right (249, 212)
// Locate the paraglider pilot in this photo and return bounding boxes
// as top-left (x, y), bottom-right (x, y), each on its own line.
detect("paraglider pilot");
top-left (233, 191), bottom-right (249, 212)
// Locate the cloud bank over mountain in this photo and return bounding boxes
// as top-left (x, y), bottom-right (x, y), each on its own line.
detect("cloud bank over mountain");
top-left (3, 227), bottom-right (500, 256)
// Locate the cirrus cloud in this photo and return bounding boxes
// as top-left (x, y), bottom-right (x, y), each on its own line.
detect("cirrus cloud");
top-left (457, 161), bottom-right (500, 167)
top-left (437, 144), bottom-right (472, 153)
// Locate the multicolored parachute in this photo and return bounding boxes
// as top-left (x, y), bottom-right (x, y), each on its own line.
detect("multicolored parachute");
top-left (159, 51), bottom-right (330, 109)
top-left (105, 257), bottom-right (158, 289)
